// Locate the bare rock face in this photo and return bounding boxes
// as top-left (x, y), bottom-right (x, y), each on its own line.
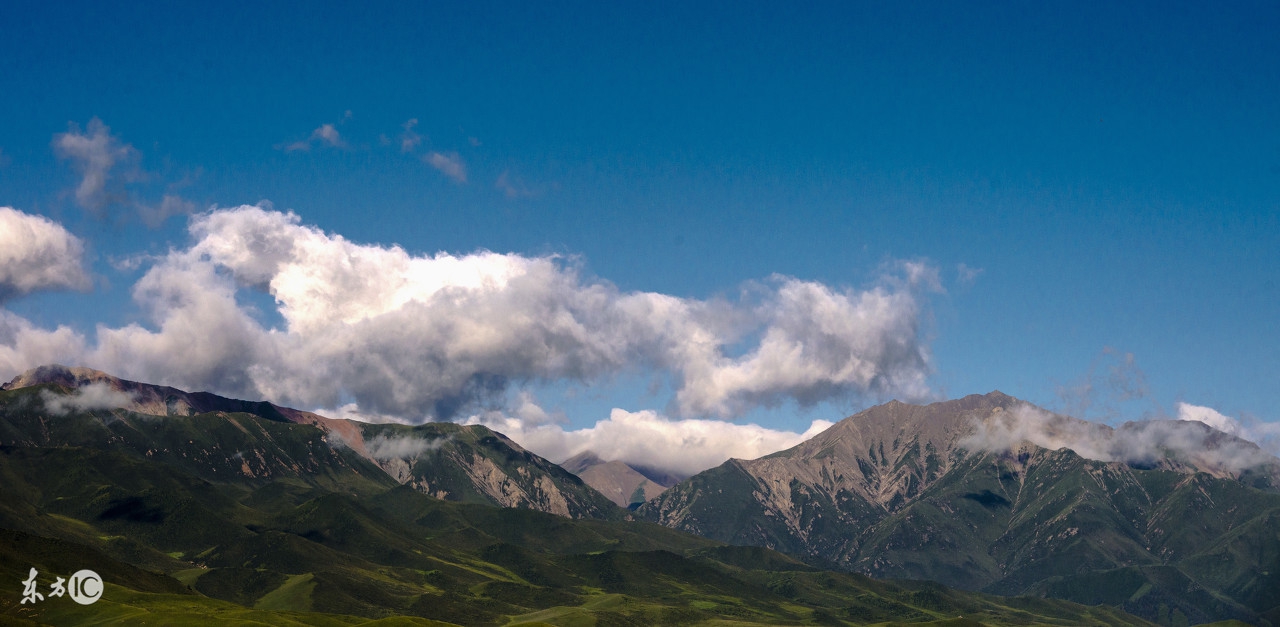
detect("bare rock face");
top-left (642, 393), bottom-right (1020, 560)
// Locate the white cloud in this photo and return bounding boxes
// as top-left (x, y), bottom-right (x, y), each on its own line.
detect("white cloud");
top-left (0, 310), bottom-right (86, 378)
top-left (281, 122), bottom-right (348, 152)
top-left (52, 118), bottom-right (140, 213)
top-left (39, 381), bottom-right (136, 415)
top-left (465, 408), bottom-right (834, 478)
top-left (312, 124), bottom-right (345, 148)
top-left (425, 151), bottom-right (467, 183)
top-left (962, 403), bottom-right (1278, 473)
top-left (0, 207), bottom-right (91, 301)
top-left (365, 434), bottom-right (449, 460)
top-left (1178, 402), bottom-right (1280, 457)
top-left (1, 205), bottom-right (936, 425)
top-left (672, 272), bottom-right (934, 417)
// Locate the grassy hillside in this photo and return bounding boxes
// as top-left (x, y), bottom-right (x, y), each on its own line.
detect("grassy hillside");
top-left (0, 384), bottom-right (1154, 626)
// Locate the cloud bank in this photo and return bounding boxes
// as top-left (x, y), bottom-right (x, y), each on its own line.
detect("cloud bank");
top-left (0, 205), bottom-right (936, 425)
top-left (0, 207), bottom-right (91, 302)
top-left (467, 408), bottom-right (834, 478)
top-left (962, 403), bottom-right (1278, 473)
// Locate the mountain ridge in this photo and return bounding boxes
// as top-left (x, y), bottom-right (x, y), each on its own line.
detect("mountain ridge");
top-left (641, 391), bottom-right (1280, 625)
top-left (2, 364), bottom-right (620, 520)
top-left (0, 367), bottom-right (1157, 626)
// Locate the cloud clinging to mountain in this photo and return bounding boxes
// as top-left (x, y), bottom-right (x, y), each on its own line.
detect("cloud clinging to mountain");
top-left (962, 403), bottom-right (1277, 473)
top-left (1178, 402), bottom-right (1280, 457)
top-left (0, 205), bottom-right (936, 425)
top-left (39, 381), bottom-right (136, 415)
top-left (468, 407), bottom-right (834, 477)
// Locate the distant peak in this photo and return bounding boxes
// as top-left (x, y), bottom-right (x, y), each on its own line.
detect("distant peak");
top-left (1, 364), bottom-right (120, 391)
top-left (560, 450), bottom-right (606, 474)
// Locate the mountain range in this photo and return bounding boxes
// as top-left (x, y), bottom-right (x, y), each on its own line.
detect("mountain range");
top-left (0, 365), bottom-right (1157, 626)
top-left (639, 392), bottom-right (1280, 626)
top-left (2, 365), bottom-right (1275, 625)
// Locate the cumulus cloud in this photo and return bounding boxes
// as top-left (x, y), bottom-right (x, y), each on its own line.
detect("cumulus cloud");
top-left (962, 404), bottom-right (1277, 473)
top-left (0, 310), bottom-right (87, 378)
top-left (365, 434), bottom-right (450, 460)
top-left (466, 407), bottom-right (834, 477)
top-left (673, 268), bottom-right (936, 417)
top-left (0, 205), bottom-right (936, 425)
top-left (39, 381), bottom-right (136, 415)
top-left (425, 151), bottom-right (467, 183)
top-left (0, 207), bottom-right (91, 301)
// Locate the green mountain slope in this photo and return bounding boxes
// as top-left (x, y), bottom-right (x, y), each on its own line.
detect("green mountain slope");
top-left (0, 373), bottom-right (1154, 626)
top-left (640, 393), bottom-right (1280, 625)
top-left (1, 366), bottom-right (619, 519)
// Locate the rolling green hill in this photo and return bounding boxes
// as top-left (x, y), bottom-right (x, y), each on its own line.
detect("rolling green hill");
top-left (0, 373), bottom-right (1155, 625)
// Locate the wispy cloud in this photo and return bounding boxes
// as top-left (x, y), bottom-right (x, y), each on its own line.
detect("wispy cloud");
top-left (52, 118), bottom-right (141, 214)
top-left (1056, 347), bottom-right (1150, 422)
top-left (283, 122), bottom-right (348, 152)
top-left (956, 263), bottom-right (983, 286)
top-left (51, 118), bottom-right (196, 225)
top-left (399, 118), bottom-right (422, 153)
top-left (425, 151), bottom-right (467, 183)
top-left (495, 170), bottom-right (538, 199)
top-left (0, 207), bottom-right (91, 302)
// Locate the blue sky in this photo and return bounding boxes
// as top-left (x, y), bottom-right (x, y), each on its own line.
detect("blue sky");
top-left (1, 2), bottom-right (1277, 468)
